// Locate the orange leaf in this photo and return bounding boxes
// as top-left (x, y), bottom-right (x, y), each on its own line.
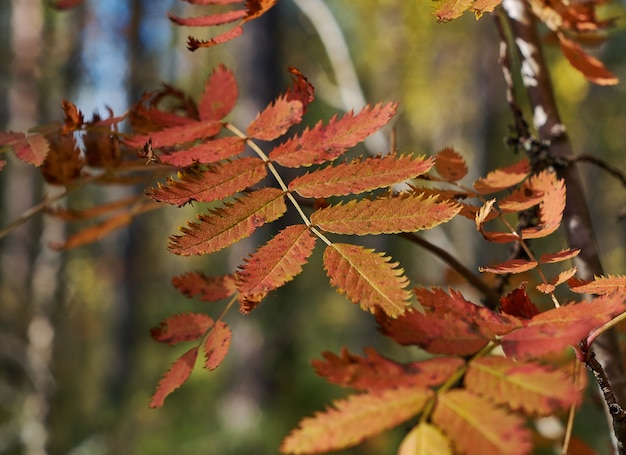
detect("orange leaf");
top-left (270, 102), bottom-right (397, 168)
top-left (280, 387), bottom-right (432, 454)
top-left (237, 224), bottom-right (317, 309)
top-left (432, 390), bottom-right (532, 455)
top-left (398, 423), bottom-right (453, 455)
top-left (150, 313), bottom-right (214, 345)
top-left (47, 195), bottom-right (140, 221)
top-left (537, 267), bottom-right (577, 294)
top-left (158, 136), bottom-right (246, 167)
top-left (246, 68), bottom-right (314, 141)
top-left (432, 0), bottom-right (474, 22)
top-left (313, 347), bottom-right (464, 391)
top-left (243, 0), bottom-right (277, 22)
top-left (51, 211), bottom-right (133, 250)
top-left (168, 187), bottom-right (287, 256)
top-left (434, 147), bottom-right (468, 181)
top-left (324, 243), bottom-right (411, 317)
top-left (203, 321), bottom-right (231, 370)
top-left (520, 172), bottom-right (565, 239)
top-left (172, 272), bottom-right (237, 302)
top-left (465, 357), bottom-right (581, 414)
top-left (198, 64), bottom-right (238, 121)
top-left (558, 33), bottom-right (618, 86)
top-left (167, 9), bottom-right (246, 27)
top-left (479, 259), bottom-right (538, 274)
top-left (149, 346), bottom-right (198, 408)
top-left (472, 0), bottom-right (502, 17)
top-left (568, 274), bottom-right (626, 295)
top-left (539, 248), bottom-right (580, 264)
top-left (146, 157), bottom-right (267, 206)
top-left (311, 194), bottom-right (460, 235)
top-left (288, 153), bottom-right (434, 198)
top-left (473, 158), bottom-right (530, 194)
top-left (501, 294), bottom-right (626, 359)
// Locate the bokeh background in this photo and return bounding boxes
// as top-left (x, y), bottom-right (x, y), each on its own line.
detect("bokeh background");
top-left (1, 1), bottom-right (625, 454)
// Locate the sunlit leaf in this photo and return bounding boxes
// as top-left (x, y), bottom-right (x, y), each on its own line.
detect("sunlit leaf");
top-left (324, 243), bottom-right (411, 317)
top-left (203, 321), bottom-right (231, 370)
top-left (280, 387), bottom-right (432, 454)
top-left (270, 102), bottom-right (397, 168)
top-left (169, 187), bottom-right (287, 256)
top-left (311, 194), bottom-right (460, 235)
top-left (288, 153), bottom-right (434, 198)
top-left (398, 423), bottom-right (453, 455)
top-left (432, 390), bottom-right (532, 455)
top-left (568, 274), bottom-right (626, 295)
top-left (465, 356), bottom-right (581, 414)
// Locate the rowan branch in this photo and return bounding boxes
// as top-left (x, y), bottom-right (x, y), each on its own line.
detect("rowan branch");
top-left (500, 0), bottom-right (626, 451)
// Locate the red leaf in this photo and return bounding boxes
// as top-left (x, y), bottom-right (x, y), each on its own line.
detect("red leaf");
top-left (280, 387), bottom-right (432, 454)
top-left (324, 243), bottom-right (411, 317)
top-left (125, 120), bottom-right (222, 149)
top-left (50, 0), bottom-right (85, 8)
top-left (473, 158), bottom-right (530, 194)
top-left (198, 64), bottom-right (238, 121)
top-left (434, 147), bottom-right (468, 181)
top-left (150, 346), bottom-right (198, 408)
top-left (246, 68), bottom-right (314, 141)
top-left (311, 193), bottom-right (460, 235)
top-left (203, 321), bottom-right (232, 370)
top-left (288, 153), bottom-right (434, 198)
top-left (270, 102), bottom-right (397, 168)
top-left (501, 294), bottom-right (626, 359)
top-left (50, 211), bottom-right (134, 250)
top-left (558, 33), bottom-right (618, 86)
top-left (1, 132), bottom-right (50, 166)
top-left (150, 313), bottom-right (214, 345)
top-left (237, 224), bottom-right (317, 309)
top-left (158, 136), bottom-right (246, 167)
top-left (432, 390), bottom-right (532, 455)
top-left (500, 285), bottom-right (540, 320)
top-left (377, 288), bottom-right (521, 355)
top-left (312, 347), bottom-right (464, 391)
top-left (172, 272), bottom-right (237, 302)
top-left (146, 157), bottom-right (266, 206)
top-left (168, 187), bottom-right (287, 256)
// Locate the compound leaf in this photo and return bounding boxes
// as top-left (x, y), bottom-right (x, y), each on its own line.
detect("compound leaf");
top-left (323, 243), bottom-right (411, 317)
top-left (169, 187), bottom-right (287, 256)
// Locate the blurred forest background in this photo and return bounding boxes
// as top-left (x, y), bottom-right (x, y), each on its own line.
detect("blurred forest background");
top-left (1, 1), bottom-right (625, 454)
